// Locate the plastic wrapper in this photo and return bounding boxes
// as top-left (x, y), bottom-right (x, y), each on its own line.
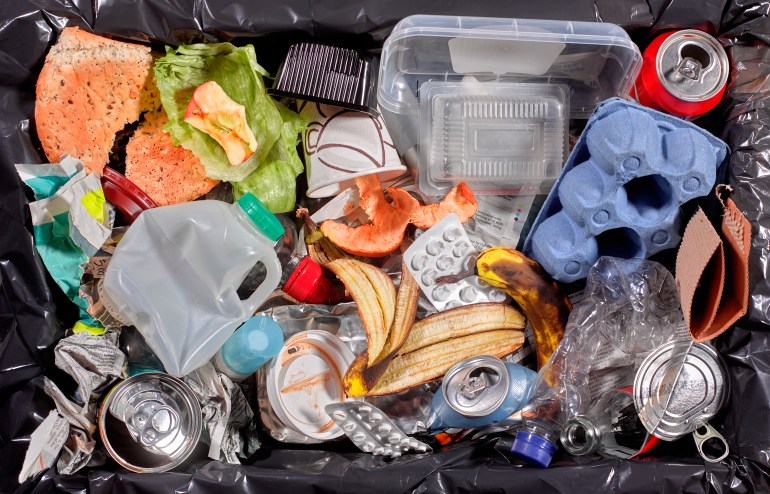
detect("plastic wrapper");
top-left (542, 257), bottom-right (688, 407)
top-left (4, 1), bottom-right (770, 493)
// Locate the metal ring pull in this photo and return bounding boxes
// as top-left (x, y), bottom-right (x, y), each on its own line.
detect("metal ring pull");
top-left (692, 422), bottom-right (729, 463)
top-left (133, 404), bottom-right (180, 447)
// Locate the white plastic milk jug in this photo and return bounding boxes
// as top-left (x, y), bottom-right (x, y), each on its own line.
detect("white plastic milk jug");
top-left (101, 193), bottom-right (283, 376)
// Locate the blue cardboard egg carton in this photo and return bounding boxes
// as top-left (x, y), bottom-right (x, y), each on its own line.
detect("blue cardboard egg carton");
top-left (522, 98), bottom-right (729, 283)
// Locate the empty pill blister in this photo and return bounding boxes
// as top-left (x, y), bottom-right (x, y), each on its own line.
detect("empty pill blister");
top-left (325, 402), bottom-right (432, 457)
top-left (405, 213), bottom-right (509, 311)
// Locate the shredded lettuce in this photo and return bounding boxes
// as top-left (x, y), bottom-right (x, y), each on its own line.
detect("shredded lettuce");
top-left (154, 43), bottom-right (280, 182)
top-left (154, 42), bottom-right (307, 212)
top-left (232, 100), bottom-right (307, 213)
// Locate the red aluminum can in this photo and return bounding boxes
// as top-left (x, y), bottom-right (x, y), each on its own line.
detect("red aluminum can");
top-left (634, 29), bottom-right (729, 118)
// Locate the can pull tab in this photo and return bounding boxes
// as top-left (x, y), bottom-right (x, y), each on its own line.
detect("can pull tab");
top-left (676, 57), bottom-right (703, 81)
top-left (131, 404), bottom-right (180, 447)
top-left (692, 422), bottom-right (729, 463)
top-left (458, 371), bottom-right (496, 399)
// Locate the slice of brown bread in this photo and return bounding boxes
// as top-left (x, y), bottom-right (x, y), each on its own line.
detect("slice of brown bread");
top-left (125, 111), bottom-right (219, 206)
top-left (35, 27), bottom-right (160, 175)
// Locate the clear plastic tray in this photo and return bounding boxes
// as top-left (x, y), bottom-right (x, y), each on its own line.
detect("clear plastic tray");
top-left (419, 82), bottom-right (568, 195)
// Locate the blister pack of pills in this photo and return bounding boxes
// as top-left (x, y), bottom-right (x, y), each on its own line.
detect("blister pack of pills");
top-left (325, 402), bottom-right (431, 457)
top-left (404, 214), bottom-right (508, 311)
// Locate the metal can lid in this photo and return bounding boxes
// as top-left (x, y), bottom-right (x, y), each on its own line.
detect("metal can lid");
top-left (266, 330), bottom-right (356, 440)
top-left (98, 373), bottom-right (201, 473)
top-left (633, 341), bottom-right (728, 441)
top-left (656, 30), bottom-right (729, 103)
top-left (442, 355), bottom-right (510, 418)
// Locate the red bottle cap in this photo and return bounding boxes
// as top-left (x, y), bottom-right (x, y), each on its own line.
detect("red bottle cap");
top-left (283, 256), bottom-right (334, 304)
top-left (101, 167), bottom-right (158, 223)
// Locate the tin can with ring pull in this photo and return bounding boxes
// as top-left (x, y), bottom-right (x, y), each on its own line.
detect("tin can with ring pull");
top-left (633, 341), bottom-right (730, 462)
top-left (98, 372), bottom-right (202, 472)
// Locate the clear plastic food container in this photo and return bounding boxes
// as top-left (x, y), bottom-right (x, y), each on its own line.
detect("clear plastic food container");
top-left (378, 15), bottom-right (642, 195)
top-left (419, 82), bottom-right (569, 195)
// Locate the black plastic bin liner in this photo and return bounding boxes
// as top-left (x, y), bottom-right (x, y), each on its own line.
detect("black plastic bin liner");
top-left (3, 1), bottom-right (770, 492)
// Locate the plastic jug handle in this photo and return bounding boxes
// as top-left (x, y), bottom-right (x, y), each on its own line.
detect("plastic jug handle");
top-left (242, 251), bottom-right (282, 315)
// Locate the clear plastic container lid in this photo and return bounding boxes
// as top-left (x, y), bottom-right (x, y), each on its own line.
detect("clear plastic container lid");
top-left (378, 15), bottom-right (642, 119)
top-left (419, 82), bottom-right (569, 195)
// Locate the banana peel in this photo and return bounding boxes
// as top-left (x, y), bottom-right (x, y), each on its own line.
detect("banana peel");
top-left (369, 329), bottom-right (525, 396)
top-left (357, 261), bottom-right (397, 339)
top-left (326, 259), bottom-right (390, 366)
top-left (377, 266), bottom-right (420, 360)
top-left (343, 262), bottom-right (419, 397)
top-left (399, 303), bottom-right (525, 355)
top-left (476, 247), bottom-right (571, 369)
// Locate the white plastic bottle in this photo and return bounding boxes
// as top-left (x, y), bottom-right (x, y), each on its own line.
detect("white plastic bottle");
top-left (101, 193), bottom-right (283, 377)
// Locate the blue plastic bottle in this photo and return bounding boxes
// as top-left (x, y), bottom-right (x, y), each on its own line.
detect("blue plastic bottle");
top-left (214, 315), bottom-right (284, 381)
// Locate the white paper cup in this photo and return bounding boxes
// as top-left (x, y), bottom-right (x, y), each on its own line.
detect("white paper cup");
top-left (301, 102), bottom-right (407, 198)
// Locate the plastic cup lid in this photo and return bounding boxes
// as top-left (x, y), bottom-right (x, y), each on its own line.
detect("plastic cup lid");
top-left (266, 330), bottom-right (355, 440)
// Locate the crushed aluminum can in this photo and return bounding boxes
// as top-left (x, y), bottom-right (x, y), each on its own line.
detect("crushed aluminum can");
top-left (429, 355), bottom-right (536, 430)
top-left (98, 372), bottom-right (202, 472)
top-left (444, 355), bottom-right (512, 417)
top-left (634, 29), bottom-right (729, 118)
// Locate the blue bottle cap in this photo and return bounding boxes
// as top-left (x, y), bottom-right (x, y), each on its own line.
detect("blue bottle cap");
top-left (510, 430), bottom-right (558, 468)
top-left (221, 316), bottom-right (284, 377)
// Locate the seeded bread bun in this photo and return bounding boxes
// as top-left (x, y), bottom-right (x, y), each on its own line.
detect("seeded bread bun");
top-left (35, 27), bottom-right (160, 174)
top-left (126, 111), bottom-right (219, 206)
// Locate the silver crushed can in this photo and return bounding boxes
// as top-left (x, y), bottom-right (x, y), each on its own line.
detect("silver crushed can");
top-left (98, 372), bottom-right (202, 472)
top-left (429, 355), bottom-right (536, 430)
top-left (444, 355), bottom-right (511, 417)
top-left (633, 341), bottom-right (730, 462)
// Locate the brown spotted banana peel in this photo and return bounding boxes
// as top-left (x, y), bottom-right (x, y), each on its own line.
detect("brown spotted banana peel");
top-left (475, 247), bottom-right (571, 369)
top-left (368, 329), bottom-right (525, 396)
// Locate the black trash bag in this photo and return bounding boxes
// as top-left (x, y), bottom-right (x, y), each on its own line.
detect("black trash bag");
top-left (3, 1), bottom-right (770, 493)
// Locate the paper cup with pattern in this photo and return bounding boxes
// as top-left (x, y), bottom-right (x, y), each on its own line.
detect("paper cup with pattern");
top-left (301, 102), bottom-right (407, 198)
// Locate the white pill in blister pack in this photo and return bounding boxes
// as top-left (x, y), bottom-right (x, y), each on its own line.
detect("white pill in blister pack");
top-left (404, 213), bottom-right (509, 311)
top-left (324, 402), bottom-right (431, 457)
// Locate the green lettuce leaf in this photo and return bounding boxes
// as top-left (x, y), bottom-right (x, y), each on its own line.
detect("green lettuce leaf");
top-left (154, 43), bottom-right (281, 181)
top-left (232, 100), bottom-right (307, 213)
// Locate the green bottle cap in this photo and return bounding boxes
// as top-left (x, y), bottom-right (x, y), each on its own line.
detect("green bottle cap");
top-left (237, 193), bottom-right (284, 242)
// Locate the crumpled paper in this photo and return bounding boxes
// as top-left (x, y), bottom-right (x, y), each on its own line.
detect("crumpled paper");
top-left (42, 378), bottom-right (105, 475)
top-left (184, 362), bottom-right (259, 464)
top-left (17, 410), bottom-right (69, 483)
top-left (54, 329), bottom-right (126, 413)
top-left (18, 329), bottom-right (125, 482)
